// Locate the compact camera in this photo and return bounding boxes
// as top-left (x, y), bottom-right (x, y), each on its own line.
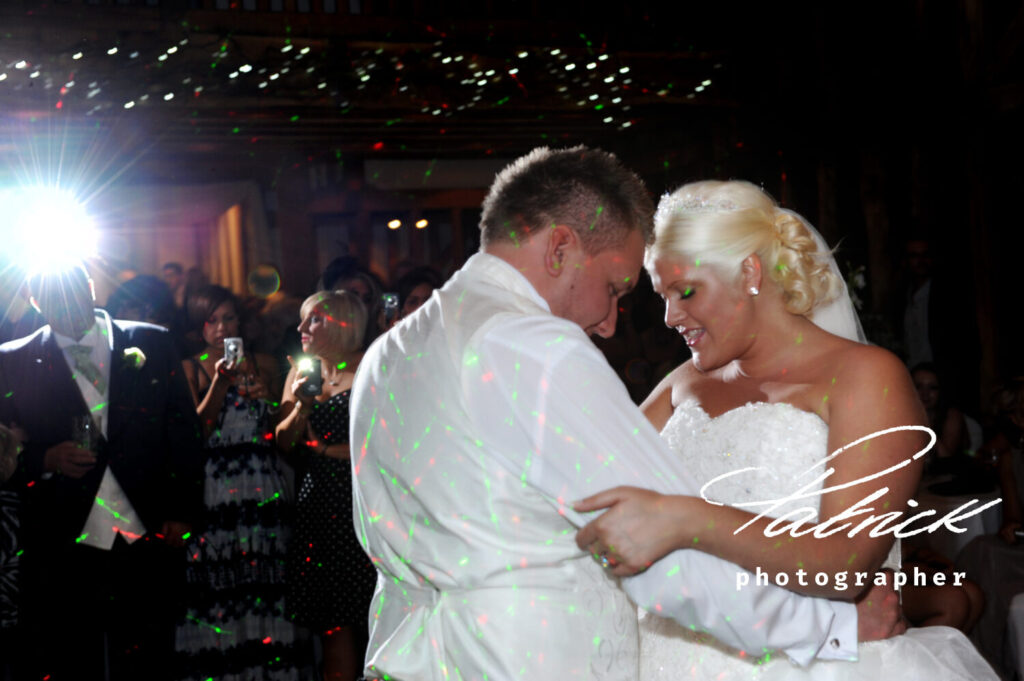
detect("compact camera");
top-left (297, 356), bottom-right (323, 397)
top-left (382, 292), bottom-right (400, 324)
top-left (224, 337), bottom-right (244, 365)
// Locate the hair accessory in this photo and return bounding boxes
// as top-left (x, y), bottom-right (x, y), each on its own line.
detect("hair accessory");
top-left (748, 286), bottom-right (759, 296)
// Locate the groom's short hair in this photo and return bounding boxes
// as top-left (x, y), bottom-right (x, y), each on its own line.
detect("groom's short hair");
top-left (479, 146), bottom-right (654, 254)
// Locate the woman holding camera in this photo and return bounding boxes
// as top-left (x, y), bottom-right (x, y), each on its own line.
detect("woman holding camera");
top-left (276, 289), bottom-right (377, 681)
top-left (177, 285), bottom-right (303, 681)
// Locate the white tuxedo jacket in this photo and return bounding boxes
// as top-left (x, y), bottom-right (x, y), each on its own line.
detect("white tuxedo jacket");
top-left (351, 253), bottom-right (856, 681)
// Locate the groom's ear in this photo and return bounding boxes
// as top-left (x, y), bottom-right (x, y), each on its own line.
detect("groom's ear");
top-left (741, 254), bottom-right (763, 291)
top-left (543, 223), bottom-right (577, 278)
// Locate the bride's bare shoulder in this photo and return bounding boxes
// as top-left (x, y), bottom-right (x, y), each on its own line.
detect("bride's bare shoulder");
top-left (822, 339), bottom-right (909, 384)
top-left (816, 339), bottom-right (919, 415)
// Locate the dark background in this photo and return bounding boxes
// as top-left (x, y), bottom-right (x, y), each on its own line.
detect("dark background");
top-left (0, 0), bottom-right (1020, 405)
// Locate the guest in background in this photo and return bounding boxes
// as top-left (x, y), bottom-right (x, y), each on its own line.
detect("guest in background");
top-left (275, 290), bottom-right (376, 681)
top-left (902, 364), bottom-right (987, 633)
top-left (902, 544), bottom-right (985, 632)
top-left (176, 285), bottom-right (306, 681)
top-left (956, 377), bottom-right (1024, 677)
top-left (912, 363), bottom-right (980, 474)
top-left (388, 258), bottom-right (420, 289)
top-left (239, 294), bottom-right (271, 357)
top-left (318, 256), bottom-right (385, 347)
top-left (162, 262), bottom-right (187, 310)
top-left (179, 267), bottom-right (211, 355)
top-left (395, 265), bottom-right (443, 319)
top-left (259, 293), bottom-right (304, 378)
top-left (183, 267), bottom-right (209, 300)
top-left (0, 262), bottom-right (204, 680)
top-left (989, 377), bottom-right (1024, 544)
top-left (893, 237), bottom-right (982, 414)
top-left (106, 274), bottom-right (178, 328)
top-left (0, 424), bottom-right (21, 681)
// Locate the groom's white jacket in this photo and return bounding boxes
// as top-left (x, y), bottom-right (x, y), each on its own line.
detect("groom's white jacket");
top-left (351, 252), bottom-right (857, 680)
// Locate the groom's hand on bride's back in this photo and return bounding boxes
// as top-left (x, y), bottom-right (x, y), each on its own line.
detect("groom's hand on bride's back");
top-left (855, 570), bottom-right (907, 642)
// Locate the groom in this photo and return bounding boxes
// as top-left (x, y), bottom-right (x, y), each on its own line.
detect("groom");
top-left (0, 262), bottom-right (204, 680)
top-left (350, 147), bottom-right (902, 680)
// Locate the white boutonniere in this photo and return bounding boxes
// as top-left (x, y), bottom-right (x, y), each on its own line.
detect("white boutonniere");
top-left (123, 346), bottom-right (147, 370)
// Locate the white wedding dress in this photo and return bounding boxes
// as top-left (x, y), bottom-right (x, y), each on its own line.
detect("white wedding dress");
top-left (639, 399), bottom-right (998, 680)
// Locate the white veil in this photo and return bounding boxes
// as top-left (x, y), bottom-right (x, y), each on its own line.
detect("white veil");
top-left (792, 212), bottom-right (867, 345)
top-left (789, 213), bottom-right (901, 566)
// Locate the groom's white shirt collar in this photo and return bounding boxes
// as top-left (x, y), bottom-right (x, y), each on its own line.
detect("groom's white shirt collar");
top-left (463, 251), bottom-right (552, 314)
top-left (52, 310), bottom-right (113, 436)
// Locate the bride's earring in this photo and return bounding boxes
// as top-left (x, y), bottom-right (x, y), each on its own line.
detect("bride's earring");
top-left (748, 286), bottom-right (759, 296)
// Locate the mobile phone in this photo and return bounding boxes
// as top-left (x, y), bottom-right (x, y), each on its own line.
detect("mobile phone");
top-left (224, 337), bottom-right (244, 365)
top-left (297, 356), bottom-right (322, 397)
top-left (382, 292), bottom-right (399, 324)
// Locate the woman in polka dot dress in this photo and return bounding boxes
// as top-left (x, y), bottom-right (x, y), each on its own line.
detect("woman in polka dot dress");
top-left (276, 289), bottom-right (376, 681)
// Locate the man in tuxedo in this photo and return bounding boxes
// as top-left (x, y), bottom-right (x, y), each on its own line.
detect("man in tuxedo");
top-left (0, 262), bottom-right (204, 680)
top-left (350, 147), bottom-right (902, 680)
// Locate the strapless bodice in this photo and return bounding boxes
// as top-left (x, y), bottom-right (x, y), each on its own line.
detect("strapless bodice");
top-left (661, 399), bottom-right (830, 521)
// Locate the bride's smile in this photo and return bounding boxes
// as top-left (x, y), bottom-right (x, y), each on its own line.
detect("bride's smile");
top-left (649, 256), bottom-right (758, 373)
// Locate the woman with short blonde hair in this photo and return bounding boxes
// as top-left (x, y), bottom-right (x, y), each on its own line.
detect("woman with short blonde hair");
top-left (276, 288), bottom-right (376, 681)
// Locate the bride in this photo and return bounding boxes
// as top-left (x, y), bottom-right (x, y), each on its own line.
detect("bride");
top-left (575, 180), bottom-right (997, 680)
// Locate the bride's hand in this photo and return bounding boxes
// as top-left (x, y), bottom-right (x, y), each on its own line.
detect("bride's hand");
top-left (855, 570), bottom-right (907, 642)
top-left (574, 486), bottom-right (694, 577)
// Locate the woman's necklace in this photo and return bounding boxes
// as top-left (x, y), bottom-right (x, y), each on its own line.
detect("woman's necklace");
top-left (323, 360), bottom-right (347, 386)
top-left (322, 353), bottom-right (361, 387)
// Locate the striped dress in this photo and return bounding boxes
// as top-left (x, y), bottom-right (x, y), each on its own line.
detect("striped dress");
top-left (0, 484), bottom-right (16, 631)
top-left (175, 382), bottom-right (309, 681)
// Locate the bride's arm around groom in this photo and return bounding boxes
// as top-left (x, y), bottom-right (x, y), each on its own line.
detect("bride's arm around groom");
top-left (462, 310), bottom-right (900, 664)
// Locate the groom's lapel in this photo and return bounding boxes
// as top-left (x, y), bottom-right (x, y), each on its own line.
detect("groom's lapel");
top-left (106, 321), bottom-right (131, 441)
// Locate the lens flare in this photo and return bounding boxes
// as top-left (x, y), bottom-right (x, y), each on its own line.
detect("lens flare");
top-left (1, 186), bottom-right (97, 275)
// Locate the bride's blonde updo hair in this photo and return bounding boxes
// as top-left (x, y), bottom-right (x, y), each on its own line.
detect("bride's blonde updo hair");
top-left (646, 180), bottom-right (842, 317)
